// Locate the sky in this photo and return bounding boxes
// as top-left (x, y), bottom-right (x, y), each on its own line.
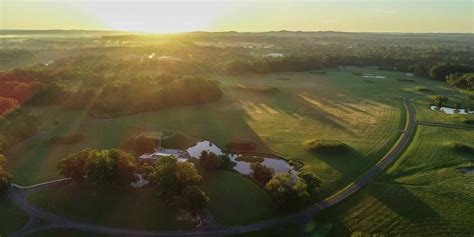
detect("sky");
top-left (1, 0), bottom-right (473, 33)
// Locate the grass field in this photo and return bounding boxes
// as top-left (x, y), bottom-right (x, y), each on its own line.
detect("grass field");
top-left (325, 125), bottom-right (474, 236)
top-left (6, 66), bottom-right (474, 230)
top-left (27, 183), bottom-right (198, 231)
top-left (203, 170), bottom-right (275, 225)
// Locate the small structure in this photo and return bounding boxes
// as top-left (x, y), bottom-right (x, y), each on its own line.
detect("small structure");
top-left (138, 148), bottom-right (190, 163)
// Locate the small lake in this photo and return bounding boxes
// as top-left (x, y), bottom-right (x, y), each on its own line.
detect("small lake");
top-left (430, 106), bottom-right (474, 115)
top-left (186, 140), bottom-right (297, 177)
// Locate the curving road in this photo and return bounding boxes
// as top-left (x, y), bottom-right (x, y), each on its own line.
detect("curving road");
top-left (8, 97), bottom-right (416, 237)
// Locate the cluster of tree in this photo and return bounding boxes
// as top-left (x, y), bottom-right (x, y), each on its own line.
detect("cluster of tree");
top-left (0, 154), bottom-right (12, 192)
top-left (148, 156), bottom-right (208, 213)
top-left (447, 73), bottom-right (474, 90)
top-left (86, 75), bottom-right (223, 117)
top-left (120, 135), bottom-right (157, 155)
top-left (57, 148), bottom-right (138, 185)
top-left (430, 95), bottom-right (449, 107)
top-left (198, 151), bottom-right (233, 170)
top-left (409, 63), bottom-right (474, 89)
top-left (265, 166), bottom-right (322, 212)
top-left (250, 163), bottom-right (274, 185)
top-left (0, 97), bottom-right (19, 116)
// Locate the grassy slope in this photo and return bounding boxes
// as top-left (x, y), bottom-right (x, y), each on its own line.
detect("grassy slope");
top-left (203, 170), bottom-right (275, 225)
top-left (27, 183), bottom-right (197, 231)
top-left (0, 196), bottom-right (29, 236)
top-left (326, 126), bottom-right (474, 236)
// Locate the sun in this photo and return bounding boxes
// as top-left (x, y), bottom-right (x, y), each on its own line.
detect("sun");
top-left (80, 1), bottom-right (229, 33)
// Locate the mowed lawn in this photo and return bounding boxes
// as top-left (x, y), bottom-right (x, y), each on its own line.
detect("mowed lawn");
top-left (27, 183), bottom-right (198, 231)
top-left (326, 126), bottom-right (474, 236)
top-left (203, 170), bottom-right (275, 226)
top-left (27, 171), bottom-right (275, 229)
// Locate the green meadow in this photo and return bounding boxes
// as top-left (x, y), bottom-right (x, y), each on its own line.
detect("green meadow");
top-left (326, 126), bottom-right (474, 236)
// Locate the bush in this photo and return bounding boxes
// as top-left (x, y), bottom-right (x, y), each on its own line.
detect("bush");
top-left (304, 139), bottom-right (351, 153)
top-left (415, 86), bottom-right (432, 92)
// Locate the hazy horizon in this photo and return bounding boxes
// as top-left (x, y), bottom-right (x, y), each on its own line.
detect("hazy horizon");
top-left (1, 0), bottom-right (473, 34)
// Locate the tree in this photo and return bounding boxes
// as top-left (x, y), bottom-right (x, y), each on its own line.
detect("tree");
top-left (266, 173), bottom-right (311, 212)
top-left (149, 156), bottom-right (202, 201)
top-left (250, 163), bottom-right (274, 185)
top-left (431, 95), bottom-right (449, 107)
top-left (87, 149), bottom-right (138, 185)
top-left (134, 135), bottom-right (156, 155)
top-left (0, 154), bottom-right (12, 192)
top-left (199, 151), bottom-right (223, 170)
top-left (179, 186), bottom-right (209, 213)
top-left (298, 166), bottom-right (322, 199)
top-left (57, 148), bottom-right (94, 182)
top-left (429, 63), bottom-right (472, 81)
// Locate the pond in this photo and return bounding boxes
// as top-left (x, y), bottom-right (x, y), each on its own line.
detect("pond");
top-left (362, 73), bottom-right (385, 79)
top-left (263, 53), bottom-right (284, 58)
top-left (430, 106), bottom-right (474, 115)
top-left (459, 167), bottom-right (474, 174)
top-left (186, 140), bottom-right (297, 177)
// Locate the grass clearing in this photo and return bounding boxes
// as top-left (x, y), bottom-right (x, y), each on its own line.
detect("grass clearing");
top-left (0, 196), bottom-right (29, 236)
top-left (203, 170), bottom-right (275, 226)
top-left (27, 183), bottom-right (198, 231)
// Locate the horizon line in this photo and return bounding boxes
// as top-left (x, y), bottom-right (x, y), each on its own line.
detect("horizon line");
top-left (1, 29), bottom-right (473, 35)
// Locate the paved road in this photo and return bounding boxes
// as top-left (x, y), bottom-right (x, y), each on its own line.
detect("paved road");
top-left (417, 120), bottom-right (474, 131)
top-left (8, 97), bottom-right (416, 237)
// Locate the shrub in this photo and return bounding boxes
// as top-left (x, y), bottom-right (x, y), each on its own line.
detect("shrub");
top-left (304, 139), bottom-right (351, 153)
top-left (415, 86), bottom-right (432, 92)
